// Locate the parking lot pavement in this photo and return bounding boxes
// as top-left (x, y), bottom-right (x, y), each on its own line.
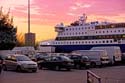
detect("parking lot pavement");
top-left (0, 69), bottom-right (86, 83)
top-left (0, 66), bottom-right (125, 83)
top-left (90, 66), bottom-right (125, 83)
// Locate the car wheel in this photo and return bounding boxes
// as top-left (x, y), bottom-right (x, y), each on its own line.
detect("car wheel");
top-left (38, 64), bottom-right (42, 69)
top-left (0, 67), bottom-right (2, 74)
top-left (99, 63), bottom-right (103, 68)
top-left (76, 65), bottom-right (81, 69)
top-left (86, 66), bottom-right (90, 69)
top-left (16, 66), bottom-right (22, 72)
top-left (91, 62), bottom-right (96, 68)
top-left (55, 66), bottom-right (60, 71)
top-left (66, 68), bottom-right (71, 71)
top-left (3, 65), bottom-right (7, 71)
top-left (32, 69), bottom-right (37, 72)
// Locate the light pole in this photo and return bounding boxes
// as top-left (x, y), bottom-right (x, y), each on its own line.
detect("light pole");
top-left (25, 0), bottom-right (35, 46)
top-left (28, 0), bottom-right (30, 33)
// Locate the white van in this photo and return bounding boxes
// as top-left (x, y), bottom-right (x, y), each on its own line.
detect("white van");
top-left (91, 46), bottom-right (122, 64)
top-left (71, 50), bottom-right (110, 67)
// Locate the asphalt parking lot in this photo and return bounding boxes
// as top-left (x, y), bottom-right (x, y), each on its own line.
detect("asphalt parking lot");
top-left (0, 66), bottom-right (125, 83)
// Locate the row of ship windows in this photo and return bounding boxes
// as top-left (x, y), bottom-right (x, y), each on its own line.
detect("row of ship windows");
top-left (54, 40), bottom-right (117, 45)
top-left (65, 24), bottom-right (125, 31)
top-left (56, 34), bottom-right (125, 40)
top-left (59, 29), bottom-right (125, 36)
top-left (96, 29), bottom-right (125, 33)
top-left (65, 27), bottom-right (94, 31)
top-left (95, 23), bottom-right (125, 29)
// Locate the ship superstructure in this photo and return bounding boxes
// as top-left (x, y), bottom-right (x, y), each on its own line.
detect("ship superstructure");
top-left (40, 14), bottom-right (125, 53)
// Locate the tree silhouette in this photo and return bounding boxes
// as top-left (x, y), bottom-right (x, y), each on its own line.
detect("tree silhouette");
top-left (16, 33), bottom-right (25, 46)
top-left (0, 7), bottom-right (17, 50)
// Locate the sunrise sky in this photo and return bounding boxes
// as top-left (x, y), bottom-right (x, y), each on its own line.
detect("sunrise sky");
top-left (0, 0), bottom-right (125, 41)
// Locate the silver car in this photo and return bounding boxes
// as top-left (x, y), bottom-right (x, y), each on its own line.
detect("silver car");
top-left (3, 54), bottom-right (37, 72)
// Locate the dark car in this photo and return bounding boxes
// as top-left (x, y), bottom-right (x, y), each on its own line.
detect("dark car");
top-left (34, 53), bottom-right (49, 61)
top-left (67, 54), bottom-right (90, 69)
top-left (0, 55), bottom-right (3, 74)
top-left (38, 56), bottom-right (73, 71)
top-left (121, 53), bottom-right (125, 64)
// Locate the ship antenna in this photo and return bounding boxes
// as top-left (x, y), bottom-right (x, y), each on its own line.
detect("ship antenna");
top-left (83, 13), bottom-right (87, 22)
top-left (79, 13), bottom-right (87, 25)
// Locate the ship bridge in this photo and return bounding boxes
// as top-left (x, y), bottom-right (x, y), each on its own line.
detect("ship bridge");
top-left (55, 23), bottom-right (65, 32)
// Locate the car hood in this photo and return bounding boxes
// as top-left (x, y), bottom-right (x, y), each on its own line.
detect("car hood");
top-left (18, 61), bottom-right (37, 65)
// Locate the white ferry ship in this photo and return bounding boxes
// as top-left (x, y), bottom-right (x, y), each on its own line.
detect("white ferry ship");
top-left (40, 14), bottom-right (125, 53)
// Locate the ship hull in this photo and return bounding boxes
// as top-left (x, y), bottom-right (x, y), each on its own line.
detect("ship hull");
top-left (53, 44), bottom-right (125, 53)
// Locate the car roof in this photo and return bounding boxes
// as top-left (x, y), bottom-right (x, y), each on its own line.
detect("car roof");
top-left (7, 54), bottom-right (25, 57)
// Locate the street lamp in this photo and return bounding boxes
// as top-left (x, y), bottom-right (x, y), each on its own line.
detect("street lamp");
top-left (28, 0), bottom-right (30, 33)
top-left (25, 0), bottom-right (36, 46)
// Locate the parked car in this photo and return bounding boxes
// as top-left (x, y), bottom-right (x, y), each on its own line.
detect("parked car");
top-left (38, 56), bottom-right (73, 71)
top-left (0, 55), bottom-right (3, 74)
top-left (34, 53), bottom-right (49, 61)
top-left (121, 53), bottom-right (125, 64)
top-left (71, 50), bottom-right (110, 67)
top-left (67, 54), bottom-right (90, 69)
top-left (3, 54), bottom-right (38, 72)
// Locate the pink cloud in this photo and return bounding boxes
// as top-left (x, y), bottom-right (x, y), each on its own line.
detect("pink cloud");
top-left (0, 0), bottom-right (125, 41)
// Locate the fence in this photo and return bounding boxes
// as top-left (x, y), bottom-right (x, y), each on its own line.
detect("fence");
top-left (87, 70), bottom-right (101, 83)
top-left (87, 70), bottom-right (125, 83)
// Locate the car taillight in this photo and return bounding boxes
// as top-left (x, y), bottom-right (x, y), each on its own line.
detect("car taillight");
top-left (81, 60), bottom-right (84, 63)
top-left (67, 62), bottom-right (71, 64)
top-left (0, 60), bottom-right (2, 64)
top-left (62, 61), bottom-right (68, 64)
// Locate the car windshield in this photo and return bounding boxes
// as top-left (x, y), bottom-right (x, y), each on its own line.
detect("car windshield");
top-left (59, 56), bottom-right (71, 61)
top-left (35, 54), bottom-right (48, 58)
top-left (82, 56), bottom-right (89, 61)
top-left (0, 55), bottom-right (8, 60)
top-left (16, 55), bottom-right (31, 61)
top-left (70, 55), bottom-right (80, 59)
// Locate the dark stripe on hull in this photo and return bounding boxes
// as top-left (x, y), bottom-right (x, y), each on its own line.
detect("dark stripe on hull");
top-left (53, 44), bottom-right (125, 53)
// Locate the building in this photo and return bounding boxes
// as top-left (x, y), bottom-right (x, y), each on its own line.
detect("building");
top-left (25, 33), bottom-right (36, 46)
